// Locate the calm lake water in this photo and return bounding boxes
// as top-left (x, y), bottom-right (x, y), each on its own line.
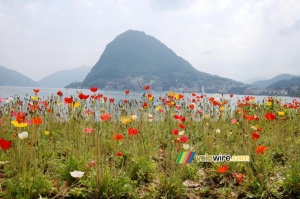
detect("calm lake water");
top-left (0, 86), bottom-right (298, 105)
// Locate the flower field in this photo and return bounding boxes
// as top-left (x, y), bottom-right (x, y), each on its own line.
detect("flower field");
top-left (0, 87), bottom-right (299, 198)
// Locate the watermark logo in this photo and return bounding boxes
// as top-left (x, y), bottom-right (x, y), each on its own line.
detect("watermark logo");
top-left (176, 151), bottom-right (196, 164)
top-left (176, 152), bottom-right (250, 163)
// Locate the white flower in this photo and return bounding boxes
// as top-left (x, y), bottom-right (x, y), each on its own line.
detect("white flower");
top-left (216, 129), bottom-right (221, 133)
top-left (179, 131), bottom-right (185, 135)
top-left (183, 144), bottom-right (190, 150)
top-left (70, 170), bottom-right (84, 178)
top-left (18, 131), bottom-right (28, 139)
top-left (148, 114), bottom-right (153, 122)
top-left (6, 97), bottom-right (13, 103)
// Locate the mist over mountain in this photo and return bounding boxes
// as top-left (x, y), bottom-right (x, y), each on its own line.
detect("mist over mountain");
top-left (38, 65), bottom-right (90, 88)
top-left (252, 74), bottom-right (297, 89)
top-left (0, 66), bottom-right (38, 87)
top-left (78, 30), bottom-right (248, 93)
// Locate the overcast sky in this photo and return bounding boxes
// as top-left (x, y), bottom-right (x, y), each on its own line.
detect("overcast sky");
top-left (0, 0), bottom-right (299, 83)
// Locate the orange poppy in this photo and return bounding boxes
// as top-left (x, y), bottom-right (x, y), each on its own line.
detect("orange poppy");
top-left (217, 165), bottom-right (228, 173)
top-left (128, 127), bottom-right (138, 136)
top-left (32, 117), bottom-right (42, 125)
top-left (256, 145), bottom-right (268, 154)
top-left (100, 113), bottom-right (111, 122)
top-left (113, 134), bottom-right (124, 141)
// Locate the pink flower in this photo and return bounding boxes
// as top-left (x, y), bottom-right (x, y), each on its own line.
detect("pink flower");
top-left (231, 119), bottom-right (237, 124)
top-left (84, 128), bottom-right (94, 134)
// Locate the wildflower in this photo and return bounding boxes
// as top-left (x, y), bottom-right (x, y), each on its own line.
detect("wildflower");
top-left (144, 85), bottom-right (150, 90)
top-left (216, 129), bottom-right (221, 133)
top-left (0, 138), bottom-right (12, 150)
top-left (113, 134), bottom-right (124, 141)
top-left (189, 103), bottom-right (195, 109)
top-left (32, 117), bottom-right (42, 125)
top-left (109, 98), bottom-right (114, 103)
top-left (57, 90), bottom-right (63, 96)
top-left (100, 113), bottom-right (111, 122)
top-left (64, 97), bottom-right (73, 104)
top-left (233, 173), bottom-right (244, 184)
top-left (6, 97), bottom-right (13, 103)
top-left (217, 165), bottom-right (228, 174)
top-left (256, 145), bottom-right (268, 154)
top-left (172, 129), bottom-right (179, 135)
top-left (18, 131), bottom-right (28, 139)
top-left (142, 102), bottom-right (148, 108)
top-left (265, 112), bottom-right (276, 120)
top-left (179, 130), bottom-right (185, 135)
top-left (231, 119), bottom-right (237, 124)
top-left (278, 111), bottom-right (285, 116)
top-left (175, 93), bottom-right (184, 100)
top-left (78, 93), bottom-right (89, 100)
top-left (90, 86), bottom-right (98, 92)
top-left (266, 102), bottom-right (272, 106)
top-left (230, 94), bottom-right (233, 98)
top-left (148, 114), bottom-right (153, 122)
top-left (44, 131), bottom-right (50, 136)
top-left (180, 135), bottom-right (189, 143)
top-left (70, 170), bottom-right (84, 178)
top-left (178, 123), bottom-right (185, 129)
top-left (73, 101), bottom-right (80, 108)
top-left (252, 132), bottom-right (260, 140)
top-left (183, 144), bottom-right (190, 150)
top-left (88, 160), bottom-right (96, 168)
top-left (33, 89), bottom-right (40, 94)
top-left (84, 128), bottom-right (94, 134)
top-left (31, 96), bottom-right (39, 101)
top-left (116, 151), bottom-right (123, 157)
top-left (125, 90), bottom-right (130, 95)
top-left (128, 128), bottom-right (138, 136)
top-left (11, 121), bottom-right (28, 128)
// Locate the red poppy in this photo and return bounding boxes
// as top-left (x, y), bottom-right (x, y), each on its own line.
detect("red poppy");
top-left (147, 93), bottom-right (153, 99)
top-left (57, 91), bottom-right (63, 96)
top-left (90, 87), bottom-right (98, 92)
top-left (124, 99), bottom-right (128, 103)
top-left (265, 112), bottom-right (276, 120)
top-left (125, 90), bottom-right (130, 95)
top-left (109, 98), bottom-right (114, 103)
top-left (100, 113), bottom-right (111, 122)
top-left (0, 138), bottom-right (12, 150)
top-left (79, 93), bottom-right (89, 100)
top-left (17, 101), bottom-right (23, 106)
top-left (113, 134), bottom-right (124, 141)
top-left (217, 165), bottom-right (228, 174)
top-left (144, 85), bottom-right (150, 90)
top-left (116, 151), bottom-right (123, 157)
top-left (174, 115), bottom-right (185, 122)
top-left (252, 132), bottom-right (260, 140)
top-left (33, 89), bottom-right (40, 94)
top-left (128, 127), bottom-right (138, 136)
top-left (142, 102), bottom-right (148, 108)
top-left (189, 104), bottom-right (195, 109)
top-left (256, 145), bottom-right (268, 154)
top-left (171, 129), bottom-right (179, 135)
top-left (180, 135), bottom-right (188, 143)
top-left (178, 123), bottom-right (185, 129)
top-left (64, 97), bottom-right (73, 104)
top-left (103, 96), bottom-right (107, 102)
top-left (16, 114), bottom-right (25, 123)
top-left (192, 93), bottom-right (196, 97)
top-left (230, 94), bottom-right (233, 98)
top-left (32, 117), bottom-right (42, 125)
top-left (233, 173), bottom-right (244, 184)
top-left (88, 160), bottom-right (96, 168)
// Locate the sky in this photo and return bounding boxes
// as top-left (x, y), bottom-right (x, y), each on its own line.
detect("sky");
top-left (0, 0), bottom-right (300, 83)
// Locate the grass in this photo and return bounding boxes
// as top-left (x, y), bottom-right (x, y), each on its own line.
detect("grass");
top-left (0, 88), bottom-right (299, 199)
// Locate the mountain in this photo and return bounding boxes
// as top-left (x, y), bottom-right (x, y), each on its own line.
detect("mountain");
top-left (0, 65), bottom-right (38, 87)
top-left (38, 65), bottom-right (90, 88)
top-left (267, 77), bottom-right (300, 96)
top-left (77, 30), bottom-right (248, 93)
top-left (252, 74), bottom-right (296, 89)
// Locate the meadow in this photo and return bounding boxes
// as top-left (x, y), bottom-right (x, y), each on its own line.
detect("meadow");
top-left (0, 87), bottom-right (299, 199)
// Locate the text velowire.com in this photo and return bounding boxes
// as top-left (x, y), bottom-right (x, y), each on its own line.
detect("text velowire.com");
top-left (195, 153), bottom-right (250, 162)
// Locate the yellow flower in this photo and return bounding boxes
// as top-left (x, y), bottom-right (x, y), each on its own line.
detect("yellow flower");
top-left (31, 96), bottom-right (39, 101)
top-left (11, 121), bottom-right (28, 128)
top-left (156, 105), bottom-right (162, 111)
top-left (73, 101), bottom-right (80, 108)
top-left (219, 106), bottom-right (225, 112)
top-left (168, 91), bottom-right (175, 97)
top-left (44, 131), bottom-right (50, 136)
top-left (278, 111), bottom-right (285, 116)
top-left (266, 102), bottom-right (272, 106)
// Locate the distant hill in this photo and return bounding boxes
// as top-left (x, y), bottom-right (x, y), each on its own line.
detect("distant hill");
top-left (76, 30), bottom-right (248, 93)
top-left (267, 77), bottom-right (300, 96)
top-left (38, 65), bottom-right (90, 88)
top-left (252, 74), bottom-right (296, 89)
top-left (0, 65), bottom-right (38, 87)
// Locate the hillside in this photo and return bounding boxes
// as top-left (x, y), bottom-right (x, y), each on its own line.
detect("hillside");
top-left (0, 66), bottom-right (38, 87)
top-left (78, 30), bottom-right (248, 93)
top-left (252, 74), bottom-right (296, 89)
top-left (38, 65), bottom-right (90, 88)
top-left (267, 77), bottom-right (300, 96)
